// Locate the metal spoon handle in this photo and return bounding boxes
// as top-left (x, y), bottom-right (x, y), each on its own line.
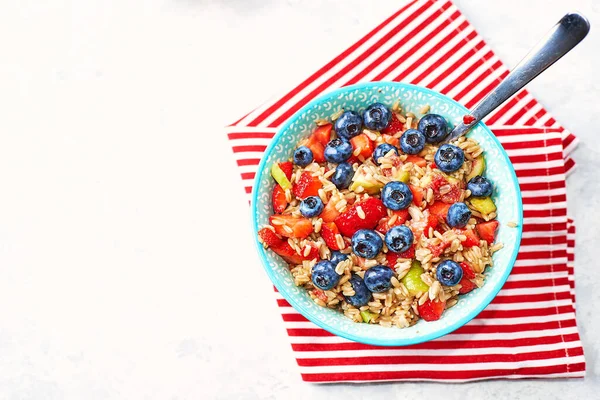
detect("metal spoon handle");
top-left (445, 12), bottom-right (590, 142)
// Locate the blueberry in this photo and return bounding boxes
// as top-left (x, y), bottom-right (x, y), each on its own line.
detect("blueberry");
top-left (330, 251), bottom-right (349, 266)
top-left (324, 138), bottom-right (353, 163)
top-left (344, 274), bottom-right (372, 307)
top-left (364, 265), bottom-right (394, 293)
top-left (399, 129), bottom-right (426, 154)
top-left (363, 103), bottom-right (391, 131)
top-left (418, 114), bottom-right (449, 143)
top-left (334, 111), bottom-right (363, 140)
top-left (300, 196), bottom-right (324, 218)
top-left (331, 162), bottom-right (354, 189)
top-left (435, 260), bottom-right (463, 286)
top-left (311, 260), bottom-right (340, 290)
top-left (446, 202), bottom-right (471, 228)
top-left (351, 229), bottom-right (383, 259)
top-left (293, 146), bottom-right (313, 167)
top-left (373, 143), bottom-right (398, 165)
top-left (434, 144), bottom-right (464, 173)
top-left (467, 176), bottom-right (493, 197)
top-left (381, 181), bottom-right (413, 210)
top-left (384, 225), bottom-right (414, 254)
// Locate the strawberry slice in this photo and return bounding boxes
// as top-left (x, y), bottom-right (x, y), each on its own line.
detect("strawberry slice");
top-left (270, 215), bottom-right (313, 239)
top-left (457, 262), bottom-right (477, 294)
top-left (292, 171), bottom-right (323, 199)
top-left (410, 210), bottom-right (438, 238)
top-left (260, 227), bottom-right (319, 264)
top-left (312, 288), bottom-right (328, 302)
top-left (303, 135), bottom-right (326, 163)
top-left (270, 242), bottom-right (303, 264)
top-left (334, 197), bottom-right (387, 237)
top-left (258, 227), bottom-right (283, 248)
top-left (272, 184), bottom-right (287, 213)
top-left (418, 299), bottom-right (446, 321)
top-left (393, 209), bottom-right (410, 224)
top-left (271, 241), bottom-right (318, 265)
top-left (424, 212), bottom-right (439, 234)
top-left (428, 202), bottom-right (451, 223)
top-left (382, 134), bottom-right (399, 147)
top-left (440, 185), bottom-right (461, 204)
top-left (430, 174), bottom-right (462, 204)
top-left (458, 278), bottom-right (477, 294)
top-left (454, 228), bottom-right (480, 248)
top-left (460, 262), bottom-right (476, 279)
top-left (476, 220), bottom-right (499, 244)
top-left (303, 244), bottom-right (320, 262)
top-left (375, 209), bottom-right (410, 234)
top-left (346, 154), bottom-right (360, 165)
top-left (427, 241), bottom-right (450, 257)
top-left (350, 133), bottom-right (375, 158)
top-left (382, 112), bottom-right (403, 134)
top-left (386, 251), bottom-right (400, 268)
top-left (387, 244), bottom-right (416, 266)
top-left (312, 124), bottom-right (333, 145)
top-left (321, 198), bottom-right (341, 222)
top-left (321, 222), bottom-right (345, 250)
top-left (398, 243), bottom-right (415, 258)
top-left (278, 161), bottom-right (293, 180)
top-left (404, 155), bottom-right (427, 167)
top-left (408, 185), bottom-right (424, 207)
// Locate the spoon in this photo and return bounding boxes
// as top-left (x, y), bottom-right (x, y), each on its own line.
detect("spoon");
top-left (443, 12), bottom-right (590, 143)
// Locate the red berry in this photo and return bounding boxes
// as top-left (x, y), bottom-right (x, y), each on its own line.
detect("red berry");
top-left (454, 228), bottom-right (480, 248)
top-left (375, 209), bottom-right (410, 234)
top-left (303, 136), bottom-right (326, 163)
top-left (476, 220), bottom-right (499, 244)
top-left (271, 241), bottom-right (318, 265)
top-left (408, 185), bottom-right (424, 207)
top-left (292, 171), bottom-right (323, 199)
top-left (349, 133), bottom-right (375, 159)
top-left (278, 161), bottom-right (293, 180)
top-left (459, 262), bottom-right (476, 279)
top-left (312, 124), bottom-right (333, 145)
top-left (321, 198), bottom-right (341, 222)
top-left (270, 215), bottom-right (313, 239)
top-left (386, 251), bottom-right (400, 267)
top-left (312, 288), bottom-right (328, 302)
top-left (398, 243), bottom-right (415, 258)
top-left (427, 241), bottom-right (450, 257)
top-left (381, 134), bottom-right (399, 147)
top-left (272, 184), bottom-right (287, 214)
top-left (404, 155), bottom-right (427, 167)
top-left (382, 112), bottom-right (403, 134)
top-left (430, 174), bottom-right (461, 203)
top-left (334, 197), bottom-right (387, 237)
top-left (258, 227), bottom-right (283, 248)
top-left (428, 202), bottom-right (451, 223)
top-left (418, 299), bottom-right (445, 321)
top-left (321, 222), bottom-right (344, 250)
top-left (458, 277), bottom-right (476, 294)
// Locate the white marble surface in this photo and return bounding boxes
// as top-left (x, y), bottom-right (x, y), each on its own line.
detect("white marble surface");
top-left (0, 0), bottom-right (599, 399)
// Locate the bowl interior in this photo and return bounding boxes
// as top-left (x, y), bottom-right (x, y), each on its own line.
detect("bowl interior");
top-left (251, 82), bottom-right (522, 346)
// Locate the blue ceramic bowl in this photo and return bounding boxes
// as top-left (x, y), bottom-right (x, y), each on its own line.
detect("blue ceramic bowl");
top-left (251, 82), bottom-right (522, 346)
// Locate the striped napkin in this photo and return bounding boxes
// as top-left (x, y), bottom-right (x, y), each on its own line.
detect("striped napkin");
top-left (227, 0), bottom-right (585, 382)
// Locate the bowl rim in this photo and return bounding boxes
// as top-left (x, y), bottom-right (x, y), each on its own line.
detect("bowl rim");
top-left (251, 81), bottom-right (523, 346)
